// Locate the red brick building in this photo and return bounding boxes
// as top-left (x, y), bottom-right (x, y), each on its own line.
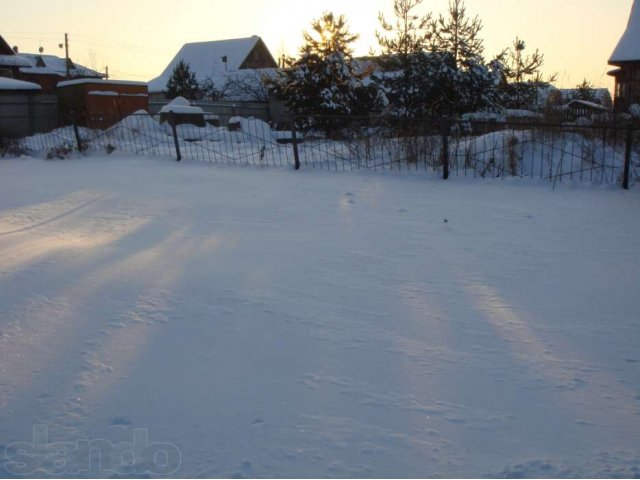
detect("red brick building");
top-left (57, 79), bottom-right (149, 128)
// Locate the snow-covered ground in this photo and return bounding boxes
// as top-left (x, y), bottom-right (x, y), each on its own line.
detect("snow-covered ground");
top-left (0, 154), bottom-right (639, 478)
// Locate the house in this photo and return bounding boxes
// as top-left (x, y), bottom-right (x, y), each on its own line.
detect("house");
top-left (608, 0), bottom-right (640, 112)
top-left (0, 35), bottom-right (33, 79)
top-left (1, 33), bottom-right (104, 92)
top-left (16, 52), bottom-right (103, 93)
top-left (57, 79), bottom-right (148, 129)
top-left (148, 36), bottom-right (278, 101)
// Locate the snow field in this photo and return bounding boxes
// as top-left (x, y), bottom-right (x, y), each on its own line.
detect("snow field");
top-left (0, 155), bottom-right (639, 477)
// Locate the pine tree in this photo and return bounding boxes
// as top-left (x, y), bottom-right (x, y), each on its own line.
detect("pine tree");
top-left (276, 12), bottom-right (370, 136)
top-left (375, 0), bottom-right (498, 118)
top-left (501, 38), bottom-right (544, 84)
top-left (376, 0), bottom-right (433, 67)
top-left (497, 37), bottom-right (554, 109)
top-left (374, 0), bottom-right (433, 119)
top-left (574, 78), bottom-right (596, 102)
top-left (433, 0), bottom-right (484, 70)
top-left (166, 60), bottom-right (200, 100)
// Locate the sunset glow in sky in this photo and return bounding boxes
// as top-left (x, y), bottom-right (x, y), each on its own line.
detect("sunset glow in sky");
top-left (0, 0), bottom-right (633, 91)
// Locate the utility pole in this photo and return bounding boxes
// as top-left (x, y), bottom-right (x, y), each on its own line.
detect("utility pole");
top-left (105, 66), bottom-right (109, 80)
top-left (64, 33), bottom-right (70, 78)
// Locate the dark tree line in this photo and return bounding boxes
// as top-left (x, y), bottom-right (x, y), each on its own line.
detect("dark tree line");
top-left (165, 0), bottom-right (600, 131)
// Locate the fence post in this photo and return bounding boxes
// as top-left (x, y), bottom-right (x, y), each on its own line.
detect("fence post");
top-left (70, 111), bottom-right (83, 152)
top-left (291, 123), bottom-right (300, 170)
top-left (441, 117), bottom-right (450, 180)
top-left (169, 113), bottom-right (182, 162)
top-left (623, 126), bottom-right (633, 190)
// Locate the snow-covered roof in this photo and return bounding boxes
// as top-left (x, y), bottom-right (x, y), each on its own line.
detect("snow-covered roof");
top-left (58, 78), bottom-right (147, 88)
top-left (564, 99), bottom-right (608, 111)
top-left (610, 0), bottom-right (640, 64)
top-left (556, 88), bottom-right (612, 107)
top-left (0, 77), bottom-right (41, 91)
top-left (148, 36), bottom-right (271, 93)
top-left (0, 54), bottom-right (32, 68)
top-left (18, 53), bottom-right (103, 78)
top-left (159, 96), bottom-right (204, 115)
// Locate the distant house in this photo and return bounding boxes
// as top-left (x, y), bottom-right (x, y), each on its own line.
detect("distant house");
top-left (148, 36), bottom-right (278, 101)
top-left (0, 35), bottom-right (33, 79)
top-left (1, 33), bottom-right (104, 93)
top-left (608, 0), bottom-right (640, 112)
top-left (17, 53), bottom-right (103, 93)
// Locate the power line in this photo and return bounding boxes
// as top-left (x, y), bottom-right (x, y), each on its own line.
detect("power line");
top-left (2, 30), bottom-right (169, 57)
top-left (72, 33), bottom-right (168, 55)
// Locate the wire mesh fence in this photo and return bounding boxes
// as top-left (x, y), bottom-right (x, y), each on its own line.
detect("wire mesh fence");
top-left (1, 111), bottom-right (639, 188)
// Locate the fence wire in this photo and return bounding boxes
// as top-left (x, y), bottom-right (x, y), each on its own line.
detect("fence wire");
top-left (1, 112), bottom-right (638, 187)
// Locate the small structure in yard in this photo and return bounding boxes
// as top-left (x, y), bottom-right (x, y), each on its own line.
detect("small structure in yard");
top-left (159, 96), bottom-right (205, 127)
top-left (609, 0), bottom-right (640, 112)
top-left (57, 79), bottom-right (148, 129)
top-left (562, 99), bottom-right (610, 120)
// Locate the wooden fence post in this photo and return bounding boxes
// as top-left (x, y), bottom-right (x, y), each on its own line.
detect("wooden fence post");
top-left (623, 126), bottom-right (633, 190)
top-left (291, 124), bottom-right (300, 170)
top-left (70, 111), bottom-right (84, 152)
top-left (169, 113), bottom-right (182, 162)
top-left (441, 118), bottom-right (450, 180)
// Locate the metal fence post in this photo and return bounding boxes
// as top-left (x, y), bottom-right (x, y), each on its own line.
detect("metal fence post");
top-left (291, 124), bottom-right (300, 170)
top-left (441, 117), bottom-right (450, 180)
top-left (70, 111), bottom-right (84, 152)
top-left (623, 126), bottom-right (633, 190)
top-left (169, 113), bottom-right (182, 162)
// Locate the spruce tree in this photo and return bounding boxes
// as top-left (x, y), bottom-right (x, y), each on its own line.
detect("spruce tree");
top-left (166, 60), bottom-right (200, 100)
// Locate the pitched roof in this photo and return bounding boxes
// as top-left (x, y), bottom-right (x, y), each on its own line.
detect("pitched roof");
top-left (610, 0), bottom-right (640, 64)
top-left (18, 53), bottom-right (103, 78)
top-left (0, 34), bottom-right (33, 68)
top-left (0, 34), bottom-right (14, 55)
top-left (148, 36), bottom-right (273, 93)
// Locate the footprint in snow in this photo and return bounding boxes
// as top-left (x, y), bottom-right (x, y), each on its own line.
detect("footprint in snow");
top-left (110, 417), bottom-right (132, 426)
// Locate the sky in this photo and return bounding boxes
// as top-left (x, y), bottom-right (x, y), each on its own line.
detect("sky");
top-left (0, 0), bottom-right (634, 92)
